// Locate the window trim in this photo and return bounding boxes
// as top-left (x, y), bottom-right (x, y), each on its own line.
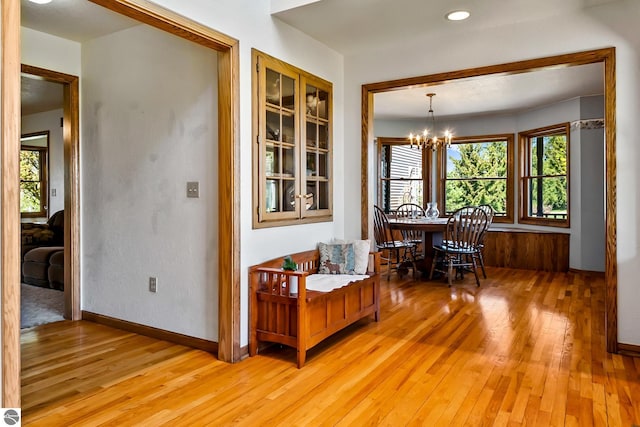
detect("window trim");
top-left (518, 123), bottom-right (570, 228)
top-left (436, 133), bottom-right (514, 223)
top-left (20, 131), bottom-right (49, 218)
top-left (376, 136), bottom-right (432, 213)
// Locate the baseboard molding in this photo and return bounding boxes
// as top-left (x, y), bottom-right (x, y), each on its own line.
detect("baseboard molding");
top-left (568, 268), bottom-right (606, 276)
top-left (617, 343), bottom-right (640, 357)
top-left (239, 344), bottom-right (249, 360)
top-left (82, 311), bottom-right (218, 354)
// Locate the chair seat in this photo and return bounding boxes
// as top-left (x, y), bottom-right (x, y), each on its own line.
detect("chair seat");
top-left (433, 243), bottom-right (478, 255)
top-left (377, 240), bottom-right (415, 250)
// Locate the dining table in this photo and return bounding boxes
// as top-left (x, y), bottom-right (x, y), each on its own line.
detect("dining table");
top-left (387, 216), bottom-right (449, 275)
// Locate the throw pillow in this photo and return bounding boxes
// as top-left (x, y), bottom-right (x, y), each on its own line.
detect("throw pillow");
top-left (332, 239), bottom-right (370, 274)
top-left (318, 242), bottom-right (356, 274)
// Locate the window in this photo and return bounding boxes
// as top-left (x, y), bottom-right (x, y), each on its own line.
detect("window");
top-left (20, 143), bottom-right (48, 218)
top-left (377, 137), bottom-right (429, 213)
top-left (437, 134), bottom-right (514, 222)
top-left (519, 123), bottom-right (569, 227)
top-left (252, 49), bottom-right (332, 228)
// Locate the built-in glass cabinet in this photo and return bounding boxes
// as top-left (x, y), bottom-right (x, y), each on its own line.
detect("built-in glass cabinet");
top-left (253, 49), bottom-right (332, 227)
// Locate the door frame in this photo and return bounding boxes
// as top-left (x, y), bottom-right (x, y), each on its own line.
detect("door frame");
top-left (361, 48), bottom-right (618, 352)
top-left (20, 64), bottom-right (81, 323)
top-left (1, 0), bottom-right (240, 406)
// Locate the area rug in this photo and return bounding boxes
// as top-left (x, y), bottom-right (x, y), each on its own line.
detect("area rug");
top-left (21, 283), bottom-right (64, 329)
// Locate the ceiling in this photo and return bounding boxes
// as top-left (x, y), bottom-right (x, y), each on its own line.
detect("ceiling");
top-left (21, 0), bottom-right (139, 116)
top-left (21, 0), bottom-right (138, 42)
top-left (20, 0), bottom-right (608, 121)
top-left (273, 0), bottom-right (610, 121)
top-left (272, 0), bottom-right (620, 57)
top-left (21, 75), bottom-right (63, 116)
top-left (374, 63), bottom-right (604, 121)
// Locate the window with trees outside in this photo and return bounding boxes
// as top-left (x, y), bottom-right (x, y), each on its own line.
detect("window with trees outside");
top-left (437, 134), bottom-right (514, 223)
top-left (377, 137), bottom-right (430, 213)
top-left (519, 123), bottom-right (569, 227)
top-left (20, 144), bottom-right (48, 218)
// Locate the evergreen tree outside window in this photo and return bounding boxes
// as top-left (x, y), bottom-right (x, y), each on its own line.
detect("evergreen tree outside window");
top-left (519, 123), bottom-right (570, 227)
top-left (438, 134), bottom-right (514, 223)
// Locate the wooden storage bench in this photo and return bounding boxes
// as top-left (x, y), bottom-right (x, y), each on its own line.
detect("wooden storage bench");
top-left (249, 249), bottom-right (381, 367)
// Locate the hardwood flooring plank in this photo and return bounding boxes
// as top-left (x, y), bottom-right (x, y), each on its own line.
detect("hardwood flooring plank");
top-left (19, 268), bottom-right (640, 426)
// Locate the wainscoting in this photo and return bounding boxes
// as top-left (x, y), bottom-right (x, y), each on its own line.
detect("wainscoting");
top-left (482, 228), bottom-right (570, 272)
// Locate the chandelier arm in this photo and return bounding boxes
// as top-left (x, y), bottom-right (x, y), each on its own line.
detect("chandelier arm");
top-left (408, 92), bottom-right (453, 151)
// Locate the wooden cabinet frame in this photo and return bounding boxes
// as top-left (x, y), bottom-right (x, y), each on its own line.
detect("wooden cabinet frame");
top-left (252, 49), bottom-right (333, 228)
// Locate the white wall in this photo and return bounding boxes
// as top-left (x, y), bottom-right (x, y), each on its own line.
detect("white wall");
top-left (149, 0), bottom-right (345, 346)
top-left (21, 27), bottom-right (81, 76)
top-left (81, 24), bottom-right (219, 340)
top-left (21, 108), bottom-right (65, 218)
top-left (578, 97), bottom-right (606, 272)
top-left (346, 0), bottom-right (640, 345)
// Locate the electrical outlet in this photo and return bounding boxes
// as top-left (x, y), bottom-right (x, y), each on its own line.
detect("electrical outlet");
top-left (149, 277), bottom-right (157, 293)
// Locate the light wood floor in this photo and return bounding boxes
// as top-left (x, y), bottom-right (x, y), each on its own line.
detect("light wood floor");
top-left (22, 268), bottom-right (640, 426)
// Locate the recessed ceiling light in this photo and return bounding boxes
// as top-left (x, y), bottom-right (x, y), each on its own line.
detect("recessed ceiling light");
top-left (28, 0), bottom-right (52, 4)
top-left (446, 10), bottom-right (470, 21)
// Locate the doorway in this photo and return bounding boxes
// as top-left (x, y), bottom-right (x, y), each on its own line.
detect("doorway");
top-left (360, 48), bottom-right (617, 353)
top-left (1, 0), bottom-right (240, 406)
top-left (21, 64), bottom-right (80, 324)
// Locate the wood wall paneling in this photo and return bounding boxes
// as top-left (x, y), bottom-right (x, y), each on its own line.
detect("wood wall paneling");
top-left (482, 230), bottom-right (569, 272)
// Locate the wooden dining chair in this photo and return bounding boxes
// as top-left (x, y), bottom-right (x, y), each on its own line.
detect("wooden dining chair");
top-left (395, 203), bottom-right (426, 254)
top-left (475, 204), bottom-right (495, 278)
top-left (373, 205), bottom-right (417, 280)
top-left (429, 206), bottom-right (488, 287)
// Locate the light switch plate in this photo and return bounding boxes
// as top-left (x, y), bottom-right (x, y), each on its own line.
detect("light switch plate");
top-left (149, 277), bottom-right (157, 293)
top-left (187, 181), bottom-right (199, 198)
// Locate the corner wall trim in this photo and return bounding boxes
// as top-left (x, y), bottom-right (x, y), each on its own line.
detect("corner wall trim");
top-left (82, 311), bottom-right (218, 354)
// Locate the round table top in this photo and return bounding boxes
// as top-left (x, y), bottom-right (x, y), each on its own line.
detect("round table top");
top-left (387, 217), bottom-right (448, 232)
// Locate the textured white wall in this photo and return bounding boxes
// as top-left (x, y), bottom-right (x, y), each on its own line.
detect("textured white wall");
top-left (21, 108), bottom-right (65, 218)
top-left (148, 0), bottom-right (345, 346)
top-left (346, 0), bottom-right (640, 344)
top-left (21, 27), bottom-right (81, 76)
top-left (81, 24), bottom-right (219, 340)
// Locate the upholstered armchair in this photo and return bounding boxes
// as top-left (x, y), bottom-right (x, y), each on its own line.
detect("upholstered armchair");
top-left (21, 210), bottom-right (64, 260)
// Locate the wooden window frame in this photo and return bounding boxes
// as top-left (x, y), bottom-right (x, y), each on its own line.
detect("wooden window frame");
top-left (376, 136), bottom-right (432, 213)
top-left (436, 134), bottom-right (514, 223)
top-left (252, 49), bottom-right (333, 228)
top-left (518, 123), bottom-right (570, 228)
top-left (20, 131), bottom-right (50, 218)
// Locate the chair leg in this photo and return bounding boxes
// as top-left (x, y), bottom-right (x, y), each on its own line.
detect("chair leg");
top-left (471, 256), bottom-right (481, 287)
top-left (447, 259), bottom-right (453, 287)
top-left (429, 253), bottom-right (437, 280)
top-left (478, 251), bottom-right (487, 279)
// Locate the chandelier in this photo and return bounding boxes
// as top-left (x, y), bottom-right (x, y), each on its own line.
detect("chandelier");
top-left (408, 93), bottom-right (453, 151)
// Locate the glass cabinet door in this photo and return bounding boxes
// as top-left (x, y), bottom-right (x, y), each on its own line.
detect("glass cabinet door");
top-left (302, 80), bottom-right (331, 215)
top-left (261, 62), bottom-right (299, 220)
top-left (253, 49), bottom-right (333, 227)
